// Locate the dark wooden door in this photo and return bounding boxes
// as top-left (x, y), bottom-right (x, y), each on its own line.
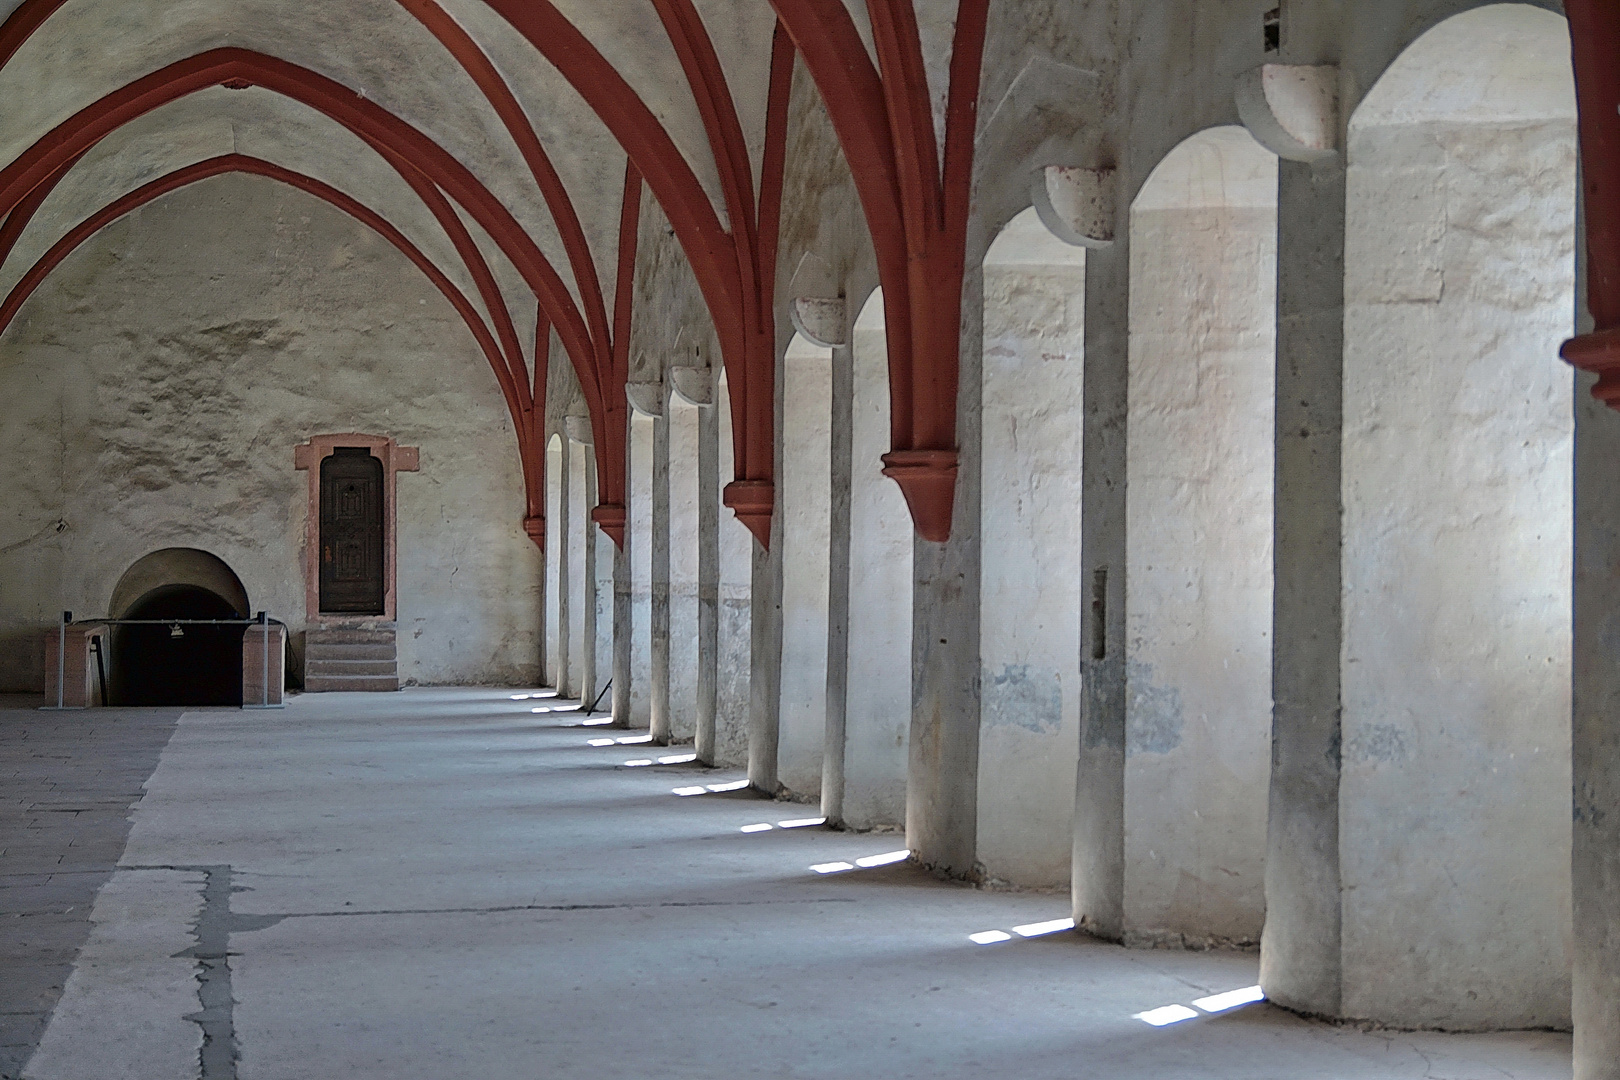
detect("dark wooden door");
top-left (319, 447), bottom-right (385, 614)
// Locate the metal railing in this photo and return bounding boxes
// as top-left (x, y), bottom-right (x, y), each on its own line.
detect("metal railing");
top-left (42, 610), bottom-right (286, 710)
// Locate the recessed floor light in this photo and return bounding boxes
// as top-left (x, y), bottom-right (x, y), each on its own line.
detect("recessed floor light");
top-left (707, 780), bottom-right (749, 792)
top-left (587, 738), bottom-right (615, 747)
top-left (672, 786), bottom-right (707, 796)
top-left (740, 823), bottom-right (773, 833)
top-left (623, 759), bottom-right (654, 767)
top-left (616, 735), bottom-right (653, 745)
top-left (854, 850), bottom-right (909, 868)
top-left (969, 930), bottom-right (1013, 945)
top-left (659, 754), bottom-right (698, 764)
top-left (810, 861), bottom-right (855, 874)
top-left (777, 817), bottom-right (825, 829)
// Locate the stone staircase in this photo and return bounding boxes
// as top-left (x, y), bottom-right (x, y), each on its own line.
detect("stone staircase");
top-left (303, 627), bottom-right (399, 692)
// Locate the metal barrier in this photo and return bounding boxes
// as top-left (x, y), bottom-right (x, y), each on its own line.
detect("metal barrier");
top-left (41, 612), bottom-right (286, 710)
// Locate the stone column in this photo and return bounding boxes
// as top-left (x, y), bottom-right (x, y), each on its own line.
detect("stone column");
top-left (566, 435), bottom-right (589, 700)
top-left (629, 413), bottom-right (656, 728)
top-left (976, 213), bottom-right (1085, 889)
top-left (545, 437), bottom-right (562, 688)
top-left (556, 435), bottom-right (573, 699)
top-left (1260, 158), bottom-right (1346, 1014)
top-left (843, 293), bottom-right (911, 829)
top-left (777, 337), bottom-right (834, 800)
top-left (907, 267), bottom-right (983, 878)
top-left (1572, 203), bottom-right (1620, 1079)
top-left (822, 341), bottom-right (854, 822)
top-left (696, 395), bottom-right (721, 763)
top-left (580, 454), bottom-right (598, 706)
top-left (650, 407), bottom-right (672, 744)
top-left (1073, 234), bottom-right (1129, 938)
top-left (667, 391), bottom-right (703, 744)
top-left (715, 376), bottom-right (753, 767)
top-left (612, 412), bottom-right (634, 728)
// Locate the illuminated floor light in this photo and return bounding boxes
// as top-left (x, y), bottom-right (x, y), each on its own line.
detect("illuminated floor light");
top-left (623, 759), bottom-right (654, 767)
top-left (659, 754), bottom-right (698, 765)
top-left (537, 691), bottom-right (559, 699)
top-left (587, 738), bottom-right (616, 747)
top-left (509, 694), bottom-right (533, 701)
top-left (854, 850), bottom-right (909, 868)
top-left (1012, 917), bottom-right (1075, 938)
top-left (581, 718), bottom-right (612, 727)
top-left (551, 704), bottom-right (581, 712)
top-left (1192, 986), bottom-right (1265, 1014)
top-left (740, 823), bottom-right (773, 833)
top-left (531, 707), bottom-right (552, 713)
top-left (777, 817), bottom-right (825, 829)
top-left (672, 786), bottom-right (708, 796)
top-left (616, 735), bottom-right (653, 745)
top-left (969, 930), bottom-right (1013, 945)
top-left (706, 780), bottom-right (750, 792)
top-left (810, 861), bottom-right (855, 874)
top-left (1135, 1004), bottom-right (1200, 1027)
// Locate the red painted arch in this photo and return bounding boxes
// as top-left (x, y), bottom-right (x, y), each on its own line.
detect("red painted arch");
top-left (768, 0), bottom-right (990, 542)
top-left (1561, 0), bottom-right (1620, 404)
top-left (0, 153), bottom-right (548, 523)
top-left (0, 48), bottom-right (608, 433)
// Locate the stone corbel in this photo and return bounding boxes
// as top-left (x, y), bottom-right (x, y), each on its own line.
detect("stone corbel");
top-left (787, 251), bottom-right (847, 348)
top-left (669, 365), bottom-right (715, 407)
top-left (563, 415), bottom-right (593, 445)
top-left (1032, 165), bottom-right (1116, 248)
top-left (1236, 64), bottom-right (1340, 163)
top-left (625, 382), bottom-right (665, 418)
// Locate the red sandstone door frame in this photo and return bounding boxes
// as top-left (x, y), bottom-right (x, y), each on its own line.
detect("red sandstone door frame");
top-left (294, 434), bottom-right (420, 624)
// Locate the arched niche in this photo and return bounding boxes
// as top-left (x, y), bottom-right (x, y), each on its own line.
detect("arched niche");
top-left (777, 331), bottom-right (834, 800)
top-left (1340, 3), bottom-right (1576, 1028)
top-left (975, 207), bottom-right (1085, 887)
top-left (1126, 125), bottom-right (1278, 945)
top-left (108, 548), bottom-right (249, 706)
top-left (109, 547), bottom-right (249, 620)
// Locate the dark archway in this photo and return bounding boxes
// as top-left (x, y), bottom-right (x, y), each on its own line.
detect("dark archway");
top-left (112, 584), bottom-right (244, 706)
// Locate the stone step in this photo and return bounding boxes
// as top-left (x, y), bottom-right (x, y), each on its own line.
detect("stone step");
top-left (305, 659), bottom-right (397, 678)
top-left (306, 627), bottom-right (396, 646)
top-left (303, 674), bottom-right (400, 693)
top-left (305, 643), bottom-right (396, 662)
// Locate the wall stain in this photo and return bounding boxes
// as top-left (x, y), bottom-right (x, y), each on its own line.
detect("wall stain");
top-left (982, 663), bottom-right (1062, 733)
top-left (1127, 659), bottom-right (1183, 755)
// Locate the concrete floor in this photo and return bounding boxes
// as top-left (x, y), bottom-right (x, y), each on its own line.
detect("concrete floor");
top-left (3, 689), bottom-right (1572, 1079)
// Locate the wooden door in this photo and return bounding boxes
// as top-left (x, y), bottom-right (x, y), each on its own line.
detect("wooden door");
top-left (319, 447), bottom-right (385, 614)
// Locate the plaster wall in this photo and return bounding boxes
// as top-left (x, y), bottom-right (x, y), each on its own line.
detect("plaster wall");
top-left (777, 334), bottom-right (833, 800)
top-left (1339, 5), bottom-right (1576, 1026)
top-left (668, 396), bottom-right (702, 744)
top-left (715, 375), bottom-right (752, 767)
top-left (1125, 127), bottom-right (1277, 945)
top-left (0, 173), bottom-right (539, 690)
top-left (976, 209), bottom-right (1085, 888)
top-left (629, 412), bottom-right (655, 727)
top-left (842, 292), bottom-right (911, 829)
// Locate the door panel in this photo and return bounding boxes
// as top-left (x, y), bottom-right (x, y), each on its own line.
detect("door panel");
top-left (319, 447), bottom-right (385, 614)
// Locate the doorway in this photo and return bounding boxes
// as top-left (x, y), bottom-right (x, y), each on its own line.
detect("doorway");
top-left (320, 446), bottom-right (385, 615)
top-left (112, 584), bottom-right (244, 706)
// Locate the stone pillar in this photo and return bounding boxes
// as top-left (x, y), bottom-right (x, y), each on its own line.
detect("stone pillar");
top-left (907, 268), bottom-right (983, 878)
top-left (650, 407), bottom-right (672, 744)
top-left (715, 376), bottom-right (753, 767)
top-left (778, 336), bottom-right (834, 800)
top-left (696, 394), bottom-right (721, 763)
top-left (1260, 158), bottom-right (1345, 1014)
top-left (556, 435), bottom-right (573, 698)
top-left (566, 435), bottom-right (589, 700)
top-left (667, 393), bottom-right (703, 744)
top-left (545, 437), bottom-right (562, 688)
top-left (612, 412), bottom-right (634, 728)
top-left (977, 211), bottom-right (1085, 889)
top-left (580, 454), bottom-right (598, 706)
top-left (822, 340), bottom-right (854, 822)
top-left (1073, 234), bottom-right (1129, 938)
top-left (843, 293), bottom-right (912, 829)
top-left (629, 413), bottom-right (656, 728)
